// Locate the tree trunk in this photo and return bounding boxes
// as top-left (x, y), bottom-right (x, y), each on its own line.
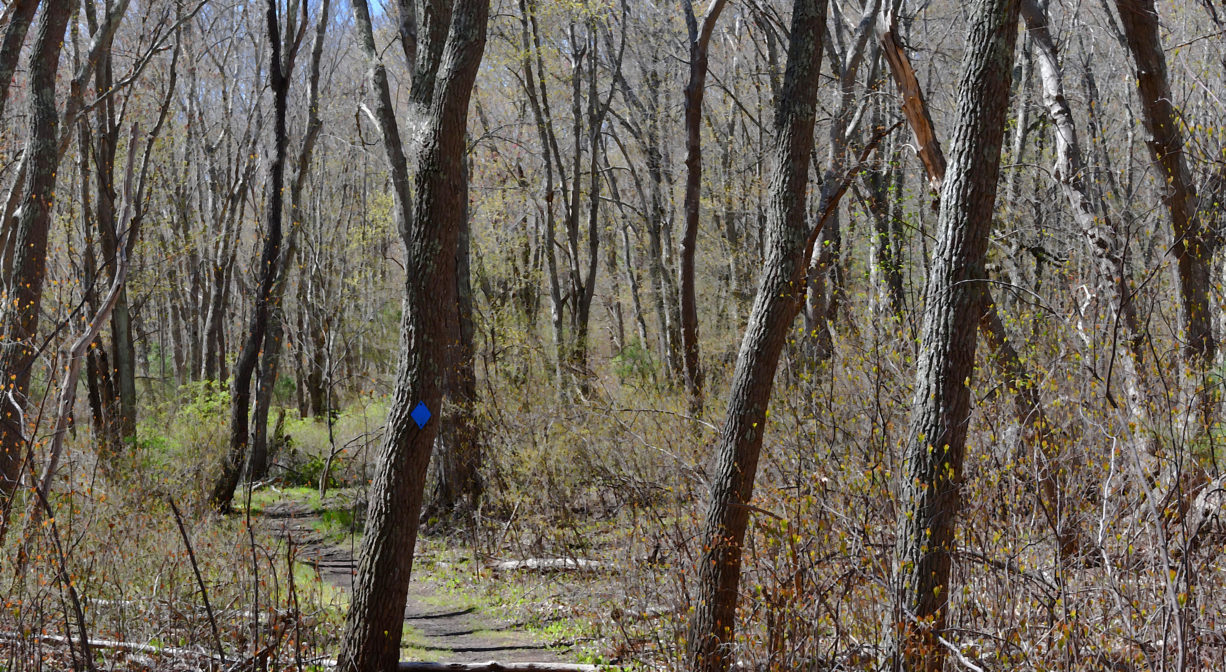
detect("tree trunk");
top-left (685, 1), bottom-right (828, 669)
top-left (0, 0), bottom-right (73, 533)
top-left (886, 1), bottom-right (1020, 671)
top-left (0, 0), bottom-right (38, 123)
top-left (87, 19), bottom-right (139, 454)
top-left (1114, 0), bottom-right (1216, 428)
top-left (210, 0), bottom-right (295, 512)
top-left (252, 0), bottom-right (330, 481)
top-left (678, 0), bottom-right (727, 414)
top-left (430, 149), bottom-right (482, 519)
top-left (336, 0), bottom-right (488, 668)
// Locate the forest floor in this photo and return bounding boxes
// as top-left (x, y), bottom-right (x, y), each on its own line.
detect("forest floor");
top-left (253, 489), bottom-right (593, 664)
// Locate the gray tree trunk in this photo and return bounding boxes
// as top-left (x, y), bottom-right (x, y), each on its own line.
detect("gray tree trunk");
top-left (886, 1), bottom-right (1020, 670)
top-left (336, 0), bottom-right (488, 668)
top-left (685, 0), bottom-right (828, 669)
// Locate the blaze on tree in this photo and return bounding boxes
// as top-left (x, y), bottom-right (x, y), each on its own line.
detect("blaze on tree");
top-left (685, 0), bottom-right (828, 670)
top-left (886, 0), bottom-right (1020, 670)
top-left (335, 0), bottom-right (489, 669)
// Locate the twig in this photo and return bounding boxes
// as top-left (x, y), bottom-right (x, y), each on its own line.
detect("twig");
top-left (167, 496), bottom-right (226, 662)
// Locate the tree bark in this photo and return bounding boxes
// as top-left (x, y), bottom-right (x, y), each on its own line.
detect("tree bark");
top-left (0, 0), bottom-right (73, 531)
top-left (685, 1), bottom-right (828, 670)
top-left (678, 0), bottom-right (727, 413)
top-left (1114, 0), bottom-right (1216, 427)
top-left (430, 149), bottom-right (482, 518)
top-left (336, 0), bottom-right (488, 669)
top-left (886, 1), bottom-right (1020, 671)
top-left (0, 0), bottom-right (39, 126)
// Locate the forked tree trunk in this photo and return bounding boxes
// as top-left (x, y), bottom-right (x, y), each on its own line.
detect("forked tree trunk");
top-left (336, 0), bottom-right (488, 669)
top-left (886, 1), bottom-right (1020, 670)
top-left (685, 1), bottom-right (828, 670)
top-left (0, 0), bottom-right (73, 537)
top-left (210, 0), bottom-right (297, 512)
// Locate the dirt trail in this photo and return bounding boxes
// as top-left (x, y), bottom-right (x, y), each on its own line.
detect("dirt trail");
top-left (258, 498), bottom-right (574, 663)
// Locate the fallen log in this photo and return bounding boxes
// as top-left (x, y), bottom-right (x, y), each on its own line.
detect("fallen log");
top-left (0, 631), bottom-right (224, 664)
top-left (396, 663), bottom-right (601, 672)
top-left (487, 558), bottom-right (610, 573)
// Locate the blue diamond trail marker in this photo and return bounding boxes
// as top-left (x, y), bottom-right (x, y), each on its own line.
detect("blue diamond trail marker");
top-left (410, 401), bottom-right (432, 429)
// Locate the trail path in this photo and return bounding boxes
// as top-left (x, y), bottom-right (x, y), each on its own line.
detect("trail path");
top-left (258, 498), bottom-right (574, 664)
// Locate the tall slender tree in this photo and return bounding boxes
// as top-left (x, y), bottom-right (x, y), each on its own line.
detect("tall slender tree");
top-left (678, 0), bottom-right (728, 414)
top-left (0, 0), bottom-right (74, 535)
top-left (1114, 0), bottom-right (1217, 428)
top-left (686, 0), bottom-right (828, 669)
top-left (336, 0), bottom-right (489, 668)
top-left (887, 1), bottom-right (1020, 670)
top-left (210, 0), bottom-right (305, 512)
top-left (251, 0), bottom-right (332, 481)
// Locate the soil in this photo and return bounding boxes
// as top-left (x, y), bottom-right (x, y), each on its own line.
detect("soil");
top-left (257, 497), bottom-right (577, 664)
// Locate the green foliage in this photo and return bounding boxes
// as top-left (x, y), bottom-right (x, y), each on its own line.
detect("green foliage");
top-left (273, 374), bottom-right (297, 404)
top-left (610, 339), bottom-right (658, 384)
top-left (131, 380), bottom-right (232, 509)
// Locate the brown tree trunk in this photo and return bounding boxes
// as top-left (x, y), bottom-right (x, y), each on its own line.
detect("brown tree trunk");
top-left (1114, 0), bottom-right (1216, 427)
top-left (336, 0), bottom-right (488, 668)
top-left (678, 0), bottom-right (727, 414)
top-left (0, 0), bottom-right (73, 533)
top-left (430, 151), bottom-right (482, 518)
top-left (886, 1), bottom-right (1020, 670)
top-left (685, 1), bottom-right (828, 669)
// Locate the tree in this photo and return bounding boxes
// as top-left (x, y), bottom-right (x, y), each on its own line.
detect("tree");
top-left (0, 0), bottom-right (74, 536)
top-left (0, 0), bottom-right (39, 124)
top-left (1114, 0), bottom-right (1217, 428)
top-left (685, 0), bottom-right (828, 669)
top-left (886, 1), bottom-right (1020, 671)
top-left (336, 0), bottom-right (489, 668)
top-left (678, 0), bottom-right (728, 413)
top-left (210, 0), bottom-right (306, 513)
top-left (251, 0), bottom-right (332, 482)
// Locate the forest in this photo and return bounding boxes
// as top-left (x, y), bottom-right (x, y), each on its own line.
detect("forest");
top-left (0, 0), bottom-right (1224, 669)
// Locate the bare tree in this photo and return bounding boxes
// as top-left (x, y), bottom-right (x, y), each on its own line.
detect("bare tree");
top-left (336, 0), bottom-right (489, 668)
top-left (686, 0), bottom-right (828, 669)
top-left (251, 0), bottom-right (332, 482)
top-left (1114, 0), bottom-right (1217, 428)
top-left (210, 0), bottom-right (306, 512)
top-left (886, 1), bottom-right (1021, 671)
top-left (0, 0), bottom-right (74, 536)
top-left (678, 0), bottom-right (728, 413)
